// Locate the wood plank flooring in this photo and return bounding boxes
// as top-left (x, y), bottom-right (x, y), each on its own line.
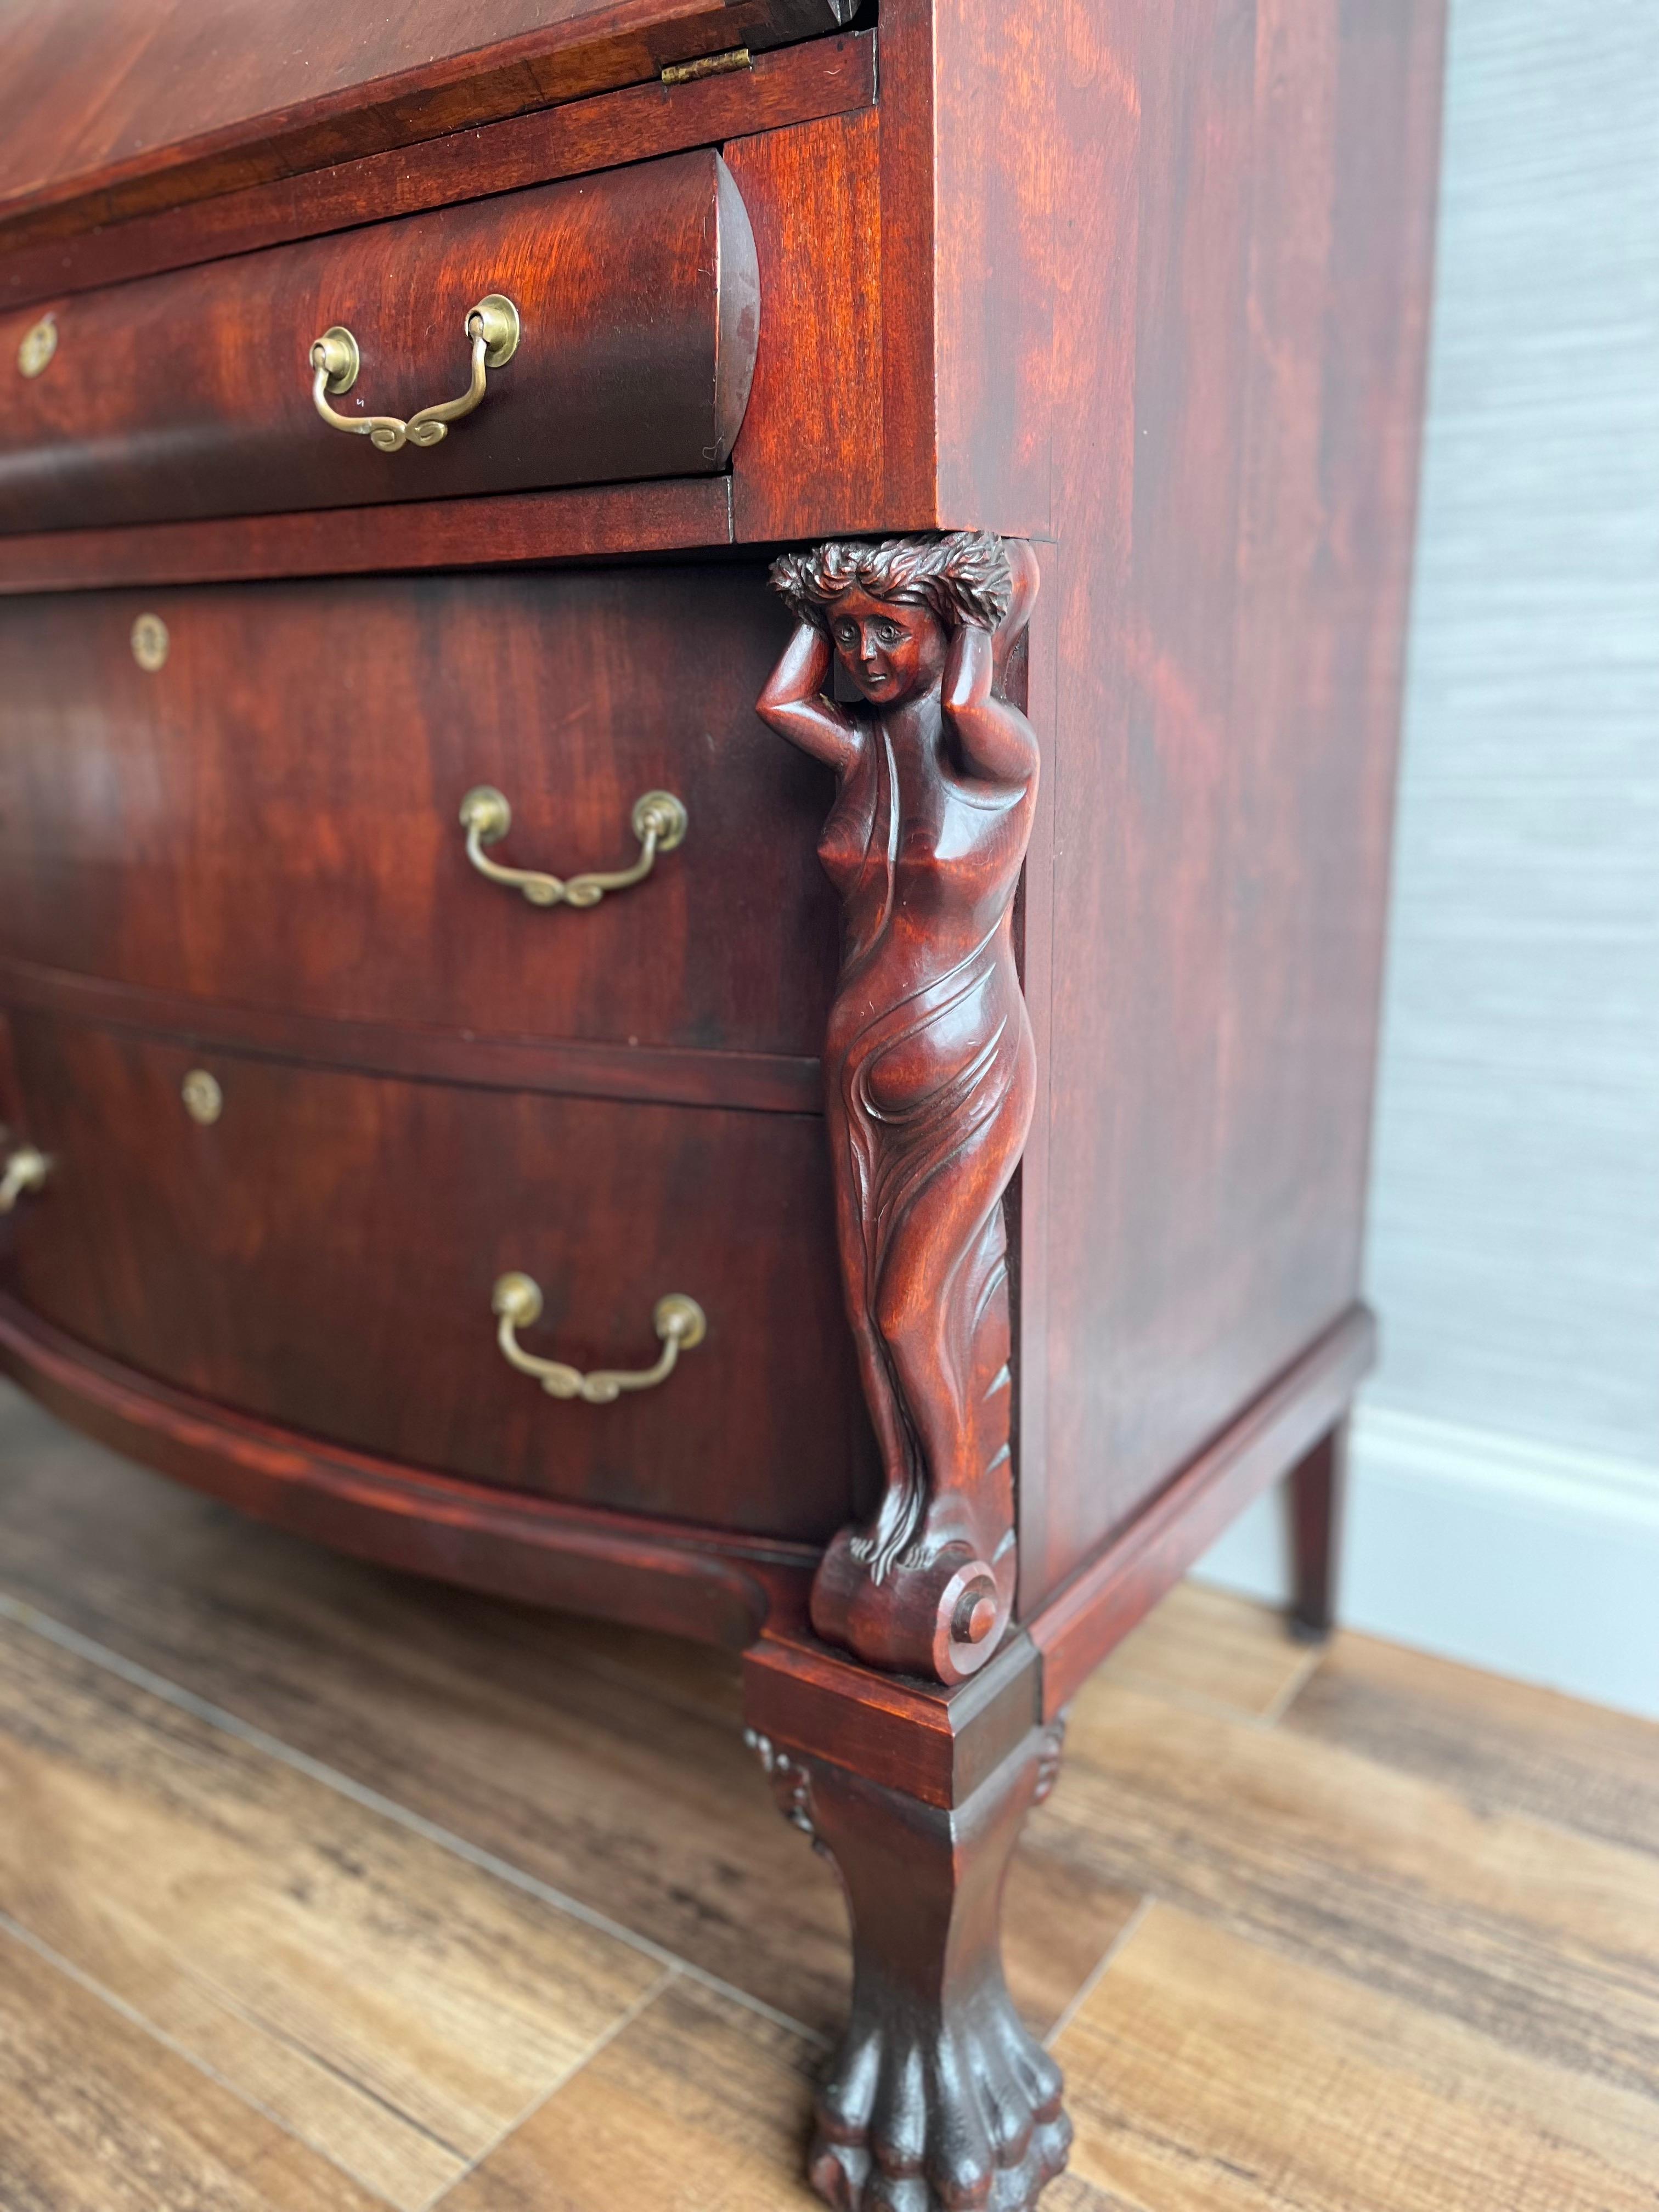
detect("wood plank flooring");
top-left (1, 1379), bottom-right (1655, 2210)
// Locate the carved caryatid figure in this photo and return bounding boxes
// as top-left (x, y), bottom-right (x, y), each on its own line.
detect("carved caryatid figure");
top-left (759, 532), bottom-right (1040, 1683)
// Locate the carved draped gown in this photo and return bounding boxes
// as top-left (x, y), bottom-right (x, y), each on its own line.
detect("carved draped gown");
top-left (817, 699), bottom-right (1037, 1579)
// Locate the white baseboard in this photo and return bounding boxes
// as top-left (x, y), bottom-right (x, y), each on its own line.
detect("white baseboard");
top-left (1196, 1404), bottom-right (1659, 1722)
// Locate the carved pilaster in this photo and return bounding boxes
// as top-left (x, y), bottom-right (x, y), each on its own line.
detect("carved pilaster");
top-left (758, 532), bottom-right (1040, 1684)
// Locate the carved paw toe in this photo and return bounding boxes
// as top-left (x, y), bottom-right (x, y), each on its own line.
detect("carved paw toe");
top-left (809, 2007), bottom-right (1070, 2212)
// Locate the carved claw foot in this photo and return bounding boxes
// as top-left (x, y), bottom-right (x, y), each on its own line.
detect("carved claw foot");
top-left (747, 1714), bottom-right (1072, 2212)
top-left (810, 1997), bottom-right (1071, 2212)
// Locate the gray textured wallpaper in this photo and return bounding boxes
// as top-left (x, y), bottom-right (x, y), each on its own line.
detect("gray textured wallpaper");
top-left (1364, 0), bottom-right (1659, 1469)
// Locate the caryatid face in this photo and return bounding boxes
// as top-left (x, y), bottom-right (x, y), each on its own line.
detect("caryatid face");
top-left (826, 587), bottom-right (949, 707)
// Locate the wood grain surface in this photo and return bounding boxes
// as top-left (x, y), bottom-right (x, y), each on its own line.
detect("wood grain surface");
top-left (0, 1923), bottom-right (388, 2212)
top-left (0, 32), bottom-right (874, 316)
top-left (0, 0), bottom-right (853, 245)
top-left (1043, 1680), bottom-right (1659, 2097)
top-left (1092, 1580), bottom-right (1317, 1723)
top-left (0, 1614), bottom-right (662, 2207)
top-left (4, 1019), bottom-right (874, 1542)
top-left (995, 0), bottom-right (1448, 1606)
top-left (442, 1977), bottom-right (822, 2210)
top-left (0, 152), bottom-right (756, 534)
top-left (3, 1381), bottom-right (1656, 2211)
top-left (0, 569), bottom-right (836, 1060)
top-left (0, 478), bottom-right (736, 597)
top-left (1056, 1906), bottom-right (1659, 2212)
top-left (1283, 1628), bottom-right (1659, 1858)
top-left (0, 1387), bottom-right (1134, 2043)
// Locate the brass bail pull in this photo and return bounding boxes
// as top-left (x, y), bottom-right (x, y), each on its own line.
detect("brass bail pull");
top-left (458, 786), bottom-right (688, 909)
top-left (0, 1141), bottom-right (49, 1214)
top-left (491, 1274), bottom-right (706, 1403)
top-left (308, 295), bottom-right (520, 453)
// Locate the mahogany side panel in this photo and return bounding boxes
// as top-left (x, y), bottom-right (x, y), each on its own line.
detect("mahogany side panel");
top-left (0, 1293), bottom-right (812, 1653)
top-left (0, 0), bottom-right (855, 250)
top-left (0, 151), bottom-right (756, 535)
top-left (928, 0), bottom-right (1447, 1607)
top-left (0, 478), bottom-right (732, 596)
top-left (0, 32), bottom-right (876, 317)
top-left (3, 1014), bottom-right (879, 1543)
top-left (0, 569), bottom-right (839, 1063)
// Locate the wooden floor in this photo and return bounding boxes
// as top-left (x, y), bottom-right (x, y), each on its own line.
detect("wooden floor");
top-left (1, 1381), bottom-right (1656, 2211)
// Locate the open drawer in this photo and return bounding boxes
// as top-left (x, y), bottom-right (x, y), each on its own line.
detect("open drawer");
top-left (0, 148), bottom-right (759, 534)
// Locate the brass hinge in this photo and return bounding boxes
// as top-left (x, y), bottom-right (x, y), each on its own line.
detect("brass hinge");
top-left (661, 46), bottom-right (752, 86)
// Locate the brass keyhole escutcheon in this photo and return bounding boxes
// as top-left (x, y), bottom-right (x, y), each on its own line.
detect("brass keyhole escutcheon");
top-left (131, 613), bottom-right (170, 672)
top-left (182, 1070), bottom-right (223, 1126)
top-left (17, 314), bottom-right (57, 378)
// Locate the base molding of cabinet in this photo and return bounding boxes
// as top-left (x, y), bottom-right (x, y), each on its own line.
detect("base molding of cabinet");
top-left (0, 1289), bottom-right (1373, 1706)
top-left (1029, 1304), bottom-right (1376, 1717)
top-left (0, 1293), bottom-right (812, 1651)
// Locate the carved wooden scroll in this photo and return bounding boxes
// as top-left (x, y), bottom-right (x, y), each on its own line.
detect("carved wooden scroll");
top-left (758, 532), bottom-right (1039, 1683)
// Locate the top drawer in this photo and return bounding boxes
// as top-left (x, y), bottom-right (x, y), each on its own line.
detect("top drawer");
top-left (0, 149), bottom-right (759, 535)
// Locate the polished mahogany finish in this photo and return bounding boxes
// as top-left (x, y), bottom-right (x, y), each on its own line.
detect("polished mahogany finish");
top-left (0, 5), bottom-right (1446, 2207)
top-left (0, 151), bottom-right (757, 533)
top-left (750, 1720), bottom-right (1071, 2211)
top-left (0, 478), bottom-right (737, 596)
top-left (4, 1012), bottom-right (876, 1540)
top-left (0, 31), bottom-right (874, 317)
top-left (0, 0), bottom-right (854, 246)
top-left (1290, 1421), bottom-right (1350, 1644)
top-left (0, 1293), bottom-right (812, 1652)
top-left (1030, 1309), bottom-right (1376, 1722)
top-left (760, 533), bottom-right (1040, 1685)
top-left (992, 2), bottom-right (1447, 1622)
top-left (0, 569), bottom-right (837, 1059)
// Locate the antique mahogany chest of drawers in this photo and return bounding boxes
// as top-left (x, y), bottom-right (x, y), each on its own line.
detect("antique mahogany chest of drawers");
top-left (0, 4), bottom-right (1445, 2206)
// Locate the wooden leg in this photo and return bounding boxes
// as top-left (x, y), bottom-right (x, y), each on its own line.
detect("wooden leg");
top-left (744, 1682), bottom-right (1070, 2211)
top-left (1288, 1418), bottom-right (1348, 1644)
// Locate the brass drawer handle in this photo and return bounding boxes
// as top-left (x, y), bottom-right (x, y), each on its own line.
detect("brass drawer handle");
top-left (0, 1141), bottom-right (48, 1214)
top-left (459, 785), bottom-right (688, 909)
top-left (492, 1273), bottom-right (706, 1403)
top-left (309, 294), bottom-right (520, 453)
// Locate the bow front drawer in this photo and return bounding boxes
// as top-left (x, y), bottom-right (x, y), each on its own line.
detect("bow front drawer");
top-left (0, 565), bottom-right (837, 1066)
top-left (0, 148), bottom-right (759, 534)
top-left (2, 1013), bottom-right (876, 1541)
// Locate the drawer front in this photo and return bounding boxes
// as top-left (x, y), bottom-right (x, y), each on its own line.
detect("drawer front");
top-left (0, 567), bottom-right (837, 1059)
top-left (0, 150), bottom-right (757, 534)
top-left (3, 1014), bottom-right (873, 1540)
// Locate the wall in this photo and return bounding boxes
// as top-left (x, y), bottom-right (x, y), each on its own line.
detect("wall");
top-left (1201, 0), bottom-right (1659, 1719)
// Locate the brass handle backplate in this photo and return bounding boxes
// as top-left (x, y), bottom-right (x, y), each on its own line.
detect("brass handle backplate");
top-left (309, 294), bottom-right (520, 452)
top-left (459, 786), bottom-right (688, 909)
top-left (0, 1141), bottom-right (48, 1214)
top-left (492, 1273), bottom-right (706, 1403)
